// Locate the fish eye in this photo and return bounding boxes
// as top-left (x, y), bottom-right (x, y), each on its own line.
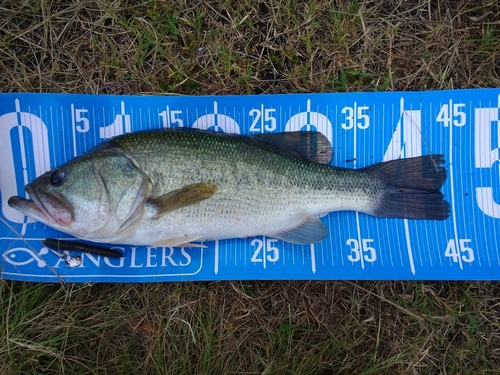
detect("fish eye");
top-left (49, 168), bottom-right (66, 186)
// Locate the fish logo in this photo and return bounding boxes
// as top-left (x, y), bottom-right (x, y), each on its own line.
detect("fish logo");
top-left (3, 246), bottom-right (50, 268)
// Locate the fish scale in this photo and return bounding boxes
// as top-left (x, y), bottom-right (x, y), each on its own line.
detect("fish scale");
top-left (117, 130), bottom-right (376, 231)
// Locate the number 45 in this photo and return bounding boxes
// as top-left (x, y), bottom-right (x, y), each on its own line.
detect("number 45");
top-left (436, 102), bottom-right (466, 127)
top-left (444, 239), bottom-right (474, 263)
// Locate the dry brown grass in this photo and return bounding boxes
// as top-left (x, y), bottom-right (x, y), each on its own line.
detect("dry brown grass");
top-left (1, 0), bottom-right (499, 94)
top-left (1, 0), bottom-right (500, 374)
top-left (1, 280), bottom-right (500, 374)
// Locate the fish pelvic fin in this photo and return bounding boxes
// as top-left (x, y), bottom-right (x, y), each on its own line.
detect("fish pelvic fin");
top-left (271, 216), bottom-right (329, 244)
top-left (148, 182), bottom-right (218, 219)
top-left (366, 155), bottom-right (450, 220)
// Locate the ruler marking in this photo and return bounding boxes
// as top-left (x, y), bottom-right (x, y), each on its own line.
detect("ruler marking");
top-left (310, 245), bottom-right (316, 273)
top-left (404, 220), bottom-right (416, 274)
top-left (279, 105), bottom-right (282, 132)
top-left (16, 103), bottom-right (27, 174)
top-left (148, 107), bottom-right (152, 131)
top-left (260, 103), bottom-right (264, 131)
top-left (283, 243), bottom-right (287, 266)
top-left (449, 100), bottom-right (463, 270)
top-left (417, 101), bottom-right (425, 268)
top-left (484, 101), bottom-right (492, 267)
top-left (428, 102), bottom-right (439, 267)
top-left (214, 240), bottom-right (219, 274)
top-left (435, 102), bottom-right (445, 267)
top-left (404, 101), bottom-right (415, 274)
top-left (337, 212), bottom-right (343, 267)
top-left (477, 101), bottom-right (491, 266)
top-left (468, 100), bottom-right (480, 267)
top-left (14, 100), bottom-right (30, 235)
top-left (323, 222), bottom-right (328, 267)
top-left (496, 96), bottom-right (500, 266)
top-left (385, 103), bottom-right (392, 268)
top-left (225, 239), bottom-right (228, 267)
top-left (49, 106), bottom-right (54, 167)
top-left (403, 104), bottom-right (414, 275)
top-left (422, 102), bottom-right (432, 268)
top-left (424, 217), bottom-right (433, 267)
top-left (384, 103), bottom-right (394, 268)
top-left (263, 237), bottom-right (266, 269)
top-left (399, 98), bottom-right (417, 273)
top-left (138, 106), bottom-right (142, 131)
top-left (235, 239), bottom-right (239, 268)
top-left (70, 103), bottom-right (78, 157)
top-left (363, 102), bottom-right (370, 268)
top-left (352, 101), bottom-right (365, 270)
top-left (372, 103), bottom-right (383, 267)
top-left (60, 106), bottom-right (66, 164)
top-left (244, 239), bottom-right (247, 267)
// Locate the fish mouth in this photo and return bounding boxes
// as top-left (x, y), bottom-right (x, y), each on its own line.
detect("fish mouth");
top-left (8, 187), bottom-right (74, 228)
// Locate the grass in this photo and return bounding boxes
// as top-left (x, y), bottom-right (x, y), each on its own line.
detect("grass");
top-left (1, 0), bottom-right (500, 374)
top-left (2, 281), bottom-right (500, 374)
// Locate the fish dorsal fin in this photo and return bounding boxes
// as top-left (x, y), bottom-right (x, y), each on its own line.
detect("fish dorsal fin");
top-left (147, 182), bottom-right (218, 219)
top-left (271, 216), bottom-right (329, 244)
top-left (250, 131), bottom-right (333, 164)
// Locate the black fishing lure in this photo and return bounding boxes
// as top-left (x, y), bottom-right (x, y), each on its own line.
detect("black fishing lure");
top-left (42, 238), bottom-right (122, 258)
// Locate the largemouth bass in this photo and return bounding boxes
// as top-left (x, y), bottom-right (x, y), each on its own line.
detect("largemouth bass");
top-left (8, 128), bottom-right (449, 247)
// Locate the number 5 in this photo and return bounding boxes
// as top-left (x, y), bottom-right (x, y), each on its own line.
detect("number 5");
top-left (75, 109), bottom-right (89, 133)
top-left (357, 106), bottom-right (370, 129)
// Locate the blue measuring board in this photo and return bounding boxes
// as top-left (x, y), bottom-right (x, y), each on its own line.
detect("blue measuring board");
top-left (0, 90), bottom-right (499, 282)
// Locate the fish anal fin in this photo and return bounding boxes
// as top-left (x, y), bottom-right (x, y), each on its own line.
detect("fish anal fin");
top-left (251, 131), bottom-right (333, 164)
top-left (148, 182), bottom-right (218, 219)
top-left (272, 216), bottom-right (329, 244)
top-left (152, 236), bottom-right (206, 248)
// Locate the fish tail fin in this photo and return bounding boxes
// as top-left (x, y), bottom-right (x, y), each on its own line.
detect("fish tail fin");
top-left (366, 155), bottom-right (450, 220)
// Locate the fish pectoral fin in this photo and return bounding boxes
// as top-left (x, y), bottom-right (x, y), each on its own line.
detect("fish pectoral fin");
top-left (250, 131), bottom-right (333, 164)
top-left (272, 216), bottom-right (329, 244)
top-left (152, 236), bottom-right (206, 248)
top-left (148, 182), bottom-right (218, 219)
